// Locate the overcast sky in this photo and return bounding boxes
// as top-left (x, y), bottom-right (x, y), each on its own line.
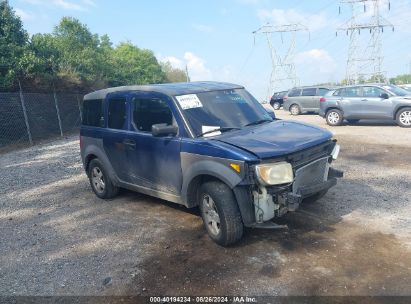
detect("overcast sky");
top-left (10, 0), bottom-right (411, 100)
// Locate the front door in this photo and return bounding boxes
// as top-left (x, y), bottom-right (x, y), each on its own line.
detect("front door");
top-left (127, 92), bottom-right (182, 195)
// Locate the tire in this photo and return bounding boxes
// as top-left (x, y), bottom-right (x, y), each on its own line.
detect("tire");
top-left (290, 104), bottom-right (301, 115)
top-left (273, 102), bottom-right (281, 110)
top-left (303, 190), bottom-right (328, 204)
top-left (199, 181), bottom-right (244, 246)
top-left (326, 109), bottom-right (343, 126)
top-left (347, 119), bottom-right (360, 124)
top-left (88, 159), bottom-right (119, 199)
top-left (396, 107), bottom-right (411, 128)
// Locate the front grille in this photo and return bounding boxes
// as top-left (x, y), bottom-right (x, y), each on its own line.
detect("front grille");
top-left (287, 140), bottom-right (335, 169)
top-left (293, 157), bottom-right (329, 194)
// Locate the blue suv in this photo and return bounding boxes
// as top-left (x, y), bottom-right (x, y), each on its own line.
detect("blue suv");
top-left (80, 82), bottom-right (343, 245)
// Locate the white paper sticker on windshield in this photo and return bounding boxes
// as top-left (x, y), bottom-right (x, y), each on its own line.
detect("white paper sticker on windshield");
top-left (175, 94), bottom-right (202, 110)
top-left (202, 126), bottom-right (221, 137)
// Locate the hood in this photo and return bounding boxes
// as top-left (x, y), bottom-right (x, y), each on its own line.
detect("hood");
top-left (214, 120), bottom-right (333, 159)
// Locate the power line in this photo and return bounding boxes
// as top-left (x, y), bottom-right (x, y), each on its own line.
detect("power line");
top-left (337, 0), bottom-right (394, 83)
top-left (253, 23), bottom-right (309, 99)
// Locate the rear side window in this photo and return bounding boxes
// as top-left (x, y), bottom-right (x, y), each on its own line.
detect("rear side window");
top-left (302, 88), bottom-right (317, 96)
top-left (82, 99), bottom-right (102, 127)
top-left (132, 98), bottom-right (173, 132)
top-left (344, 87), bottom-right (362, 97)
top-left (318, 88), bottom-right (330, 96)
top-left (108, 98), bottom-right (127, 130)
top-left (288, 89), bottom-right (301, 97)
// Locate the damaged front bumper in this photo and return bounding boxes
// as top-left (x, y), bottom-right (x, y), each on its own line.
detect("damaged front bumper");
top-left (250, 157), bottom-right (343, 226)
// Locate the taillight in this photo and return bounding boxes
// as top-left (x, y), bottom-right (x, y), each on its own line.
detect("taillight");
top-left (283, 96), bottom-right (288, 101)
top-left (320, 97), bottom-right (326, 102)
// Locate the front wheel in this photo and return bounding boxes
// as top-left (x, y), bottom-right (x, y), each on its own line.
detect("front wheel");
top-left (326, 109), bottom-right (343, 126)
top-left (199, 181), bottom-right (244, 246)
top-left (396, 107), bottom-right (411, 128)
top-left (272, 102), bottom-right (281, 110)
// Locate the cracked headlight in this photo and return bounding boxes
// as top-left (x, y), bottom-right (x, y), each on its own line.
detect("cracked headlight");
top-left (255, 162), bottom-right (293, 186)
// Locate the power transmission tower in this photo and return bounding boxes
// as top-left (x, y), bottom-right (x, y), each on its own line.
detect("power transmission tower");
top-left (337, 0), bottom-right (394, 84)
top-left (253, 23), bottom-right (308, 100)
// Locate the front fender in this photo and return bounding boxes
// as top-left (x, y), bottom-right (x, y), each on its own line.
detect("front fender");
top-left (181, 152), bottom-right (245, 206)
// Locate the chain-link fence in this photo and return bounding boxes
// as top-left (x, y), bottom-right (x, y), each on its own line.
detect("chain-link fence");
top-left (0, 90), bottom-right (84, 150)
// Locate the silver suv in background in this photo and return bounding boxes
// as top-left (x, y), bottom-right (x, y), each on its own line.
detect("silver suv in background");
top-left (283, 86), bottom-right (332, 115)
top-left (319, 84), bottom-right (411, 128)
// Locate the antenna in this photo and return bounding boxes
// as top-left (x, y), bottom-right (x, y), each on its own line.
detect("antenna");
top-left (253, 23), bottom-right (309, 100)
top-left (337, 0), bottom-right (394, 84)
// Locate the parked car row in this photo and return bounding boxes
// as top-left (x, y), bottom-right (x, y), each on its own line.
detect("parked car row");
top-left (272, 83), bottom-right (411, 128)
top-left (320, 84), bottom-right (411, 128)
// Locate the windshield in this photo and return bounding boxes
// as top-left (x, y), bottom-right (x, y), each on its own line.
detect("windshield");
top-left (175, 89), bottom-right (273, 137)
top-left (382, 84), bottom-right (411, 96)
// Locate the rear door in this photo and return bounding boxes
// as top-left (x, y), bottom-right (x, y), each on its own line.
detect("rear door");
top-left (102, 95), bottom-right (132, 182)
top-left (339, 87), bottom-right (364, 118)
top-left (361, 86), bottom-right (393, 119)
top-left (301, 88), bottom-right (318, 111)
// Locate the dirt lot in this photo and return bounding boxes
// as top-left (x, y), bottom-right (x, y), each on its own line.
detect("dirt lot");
top-left (1, 112), bottom-right (411, 297)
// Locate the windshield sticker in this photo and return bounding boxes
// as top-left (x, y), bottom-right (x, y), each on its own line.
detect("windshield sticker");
top-left (202, 126), bottom-right (221, 137)
top-left (175, 94), bottom-right (202, 110)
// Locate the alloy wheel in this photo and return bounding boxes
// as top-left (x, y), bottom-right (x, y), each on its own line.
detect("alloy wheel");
top-left (91, 167), bottom-right (105, 194)
top-left (328, 112), bottom-right (340, 125)
top-left (202, 194), bottom-right (221, 237)
top-left (399, 111), bottom-right (411, 126)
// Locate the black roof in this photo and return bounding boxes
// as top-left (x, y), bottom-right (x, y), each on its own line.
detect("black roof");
top-left (84, 81), bottom-right (244, 100)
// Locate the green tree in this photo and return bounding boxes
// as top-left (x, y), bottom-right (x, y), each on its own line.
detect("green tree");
top-left (390, 74), bottom-right (411, 85)
top-left (110, 42), bottom-right (166, 86)
top-left (0, 0), bottom-right (28, 89)
top-left (161, 61), bottom-right (188, 83)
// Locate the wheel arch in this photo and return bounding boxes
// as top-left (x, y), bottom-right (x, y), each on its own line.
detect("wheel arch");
top-left (394, 105), bottom-right (411, 120)
top-left (182, 161), bottom-right (242, 207)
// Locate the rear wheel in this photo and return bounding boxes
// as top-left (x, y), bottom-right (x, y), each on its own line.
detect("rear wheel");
top-left (88, 159), bottom-right (119, 199)
top-left (326, 109), bottom-right (343, 126)
top-left (290, 104), bottom-right (301, 115)
top-left (272, 102), bottom-right (281, 110)
top-left (347, 119), bottom-right (360, 124)
top-left (396, 107), bottom-right (411, 128)
top-left (199, 181), bottom-right (243, 246)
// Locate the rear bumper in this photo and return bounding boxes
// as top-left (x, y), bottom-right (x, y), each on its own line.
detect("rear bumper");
top-left (319, 108), bottom-right (326, 117)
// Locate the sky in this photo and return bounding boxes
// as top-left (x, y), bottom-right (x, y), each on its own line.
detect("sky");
top-left (9, 0), bottom-right (411, 100)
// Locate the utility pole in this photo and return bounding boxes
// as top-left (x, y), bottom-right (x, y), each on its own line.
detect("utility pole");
top-left (253, 23), bottom-right (308, 100)
top-left (185, 64), bottom-right (190, 82)
top-left (337, 0), bottom-right (393, 84)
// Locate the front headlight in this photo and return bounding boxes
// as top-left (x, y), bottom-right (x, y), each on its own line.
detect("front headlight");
top-left (255, 162), bottom-right (293, 186)
top-left (331, 144), bottom-right (340, 160)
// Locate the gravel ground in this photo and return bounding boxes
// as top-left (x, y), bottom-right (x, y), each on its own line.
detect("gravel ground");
top-left (0, 113), bottom-right (410, 296)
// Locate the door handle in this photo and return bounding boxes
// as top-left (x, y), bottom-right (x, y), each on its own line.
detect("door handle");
top-left (361, 99), bottom-right (368, 101)
top-left (123, 139), bottom-right (136, 148)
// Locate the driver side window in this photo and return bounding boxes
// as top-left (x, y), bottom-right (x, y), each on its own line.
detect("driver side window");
top-left (131, 97), bottom-right (174, 132)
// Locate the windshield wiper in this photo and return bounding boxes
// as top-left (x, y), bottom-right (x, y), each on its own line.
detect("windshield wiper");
top-left (197, 127), bottom-right (240, 138)
top-left (244, 119), bottom-right (272, 127)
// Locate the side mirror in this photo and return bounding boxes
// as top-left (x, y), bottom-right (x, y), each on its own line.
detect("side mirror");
top-left (152, 123), bottom-right (178, 137)
top-left (380, 93), bottom-right (389, 99)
